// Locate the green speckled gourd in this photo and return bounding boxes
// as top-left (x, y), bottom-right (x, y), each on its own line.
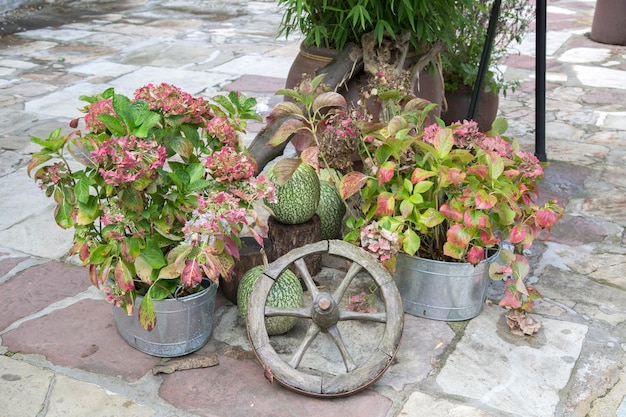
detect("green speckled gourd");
top-left (265, 159), bottom-right (320, 224)
top-left (316, 180), bottom-right (346, 239)
top-left (237, 265), bottom-right (303, 335)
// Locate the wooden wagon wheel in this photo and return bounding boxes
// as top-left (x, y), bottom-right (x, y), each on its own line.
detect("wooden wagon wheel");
top-left (246, 240), bottom-right (404, 398)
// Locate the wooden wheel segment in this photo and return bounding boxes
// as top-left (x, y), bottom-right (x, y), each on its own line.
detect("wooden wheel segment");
top-left (246, 240), bottom-right (404, 398)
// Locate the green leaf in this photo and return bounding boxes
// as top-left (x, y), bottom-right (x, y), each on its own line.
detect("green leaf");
top-left (490, 117), bottom-right (508, 135)
top-left (412, 180), bottom-right (434, 194)
top-left (74, 175), bottom-right (91, 204)
top-left (27, 152), bottom-right (52, 177)
top-left (76, 195), bottom-right (99, 225)
top-left (88, 244), bottom-right (111, 265)
top-left (420, 207), bottom-right (445, 228)
top-left (443, 242), bottom-right (465, 260)
top-left (54, 200), bottom-right (75, 229)
top-left (374, 143), bottom-right (394, 165)
top-left (433, 128), bottom-right (454, 160)
top-left (186, 162), bottom-right (206, 184)
top-left (140, 239), bottom-right (167, 269)
top-left (496, 202), bottom-right (516, 225)
top-left (512, 256), bottom-right (530, 280)
top-left (98, 114), bottom-right (126, 136)
top-left (399, 199), bottom-right (414, 218)
top-left (486, 152), bottom-right (505, 179)
top-left (402, 229), bottom-right (421, 256)
top-left (149, 279), bottom-right (178, 300)
top-left (213, 94), bottom-right (236, 116)
top-left (169, 136), bottom-right (194, 160)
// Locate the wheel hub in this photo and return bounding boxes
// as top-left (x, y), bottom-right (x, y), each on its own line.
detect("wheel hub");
top-left (311, 292), bottom-right (339, 329)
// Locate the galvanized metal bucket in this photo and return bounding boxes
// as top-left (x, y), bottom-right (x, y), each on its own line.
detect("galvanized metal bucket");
top-left (392, 250), bottom-right (499, 321)
top-left (113, 280), bottom-right (217, 357)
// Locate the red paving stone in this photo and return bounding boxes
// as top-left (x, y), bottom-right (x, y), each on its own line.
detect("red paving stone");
top-left (550, 214), bottom-right (609, 246)
top-left (224, 74), bottom-right (286, 93)
top-left (0, 256), bottom-right (28, 279)
top-left (505, 54), bottom-right (561, 71)
top-left (2, 299), bottom-right (158, 381)
top-left (0, 261), bottom-right (90, 330)
top-left (582, 90), bottom-right (626, 105)
top-left (159, 354), bottom-right (392, 417)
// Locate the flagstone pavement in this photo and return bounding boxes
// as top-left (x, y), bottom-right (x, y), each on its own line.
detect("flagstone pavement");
top-left (1, 0), bottom-right (625, 416)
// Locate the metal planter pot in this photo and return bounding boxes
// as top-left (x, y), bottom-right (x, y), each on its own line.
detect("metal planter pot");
top-left (113, 280), bottom-right (217, 357)
top-left (392, 251), bottom-right (498, 321)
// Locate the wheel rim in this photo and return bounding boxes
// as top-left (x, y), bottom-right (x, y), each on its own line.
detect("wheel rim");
top-left (246, 240), bottom-right (404, 397)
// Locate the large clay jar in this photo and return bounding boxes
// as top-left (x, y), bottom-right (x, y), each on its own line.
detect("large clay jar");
top-left (285, 43), bottom-right (443, 119)
top-left (591, 0), bottom-right (626, 46)
top-left (441, 86), bottom-right (499, 132)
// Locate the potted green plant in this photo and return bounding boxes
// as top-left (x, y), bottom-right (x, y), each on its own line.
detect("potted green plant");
top-left (339, 88), bottom-right (563, 334)
top-left (28, 83), bottom-right (276, 356)
top-left (440, 0), bottom-right (535, 130)
top-left (276, 0), bottom-right (482, 118)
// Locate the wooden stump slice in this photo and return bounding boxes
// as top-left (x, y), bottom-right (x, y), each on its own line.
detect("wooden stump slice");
top-left (267, 215), bottom-right (322, 278)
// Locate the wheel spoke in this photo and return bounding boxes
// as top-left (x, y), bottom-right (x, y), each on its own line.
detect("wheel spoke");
top-left (265, 306), bottom-right (311, 318)
top-left (288, 322), bottom-right (321, 369)
top-left (331, 261), bottom-right (363, 303)
top-left (294, 258), bottom-right (319, 297)
top-left (327, 324), bottom-right (357, 372)
top-left (339, 310), bottom-right (387, 323)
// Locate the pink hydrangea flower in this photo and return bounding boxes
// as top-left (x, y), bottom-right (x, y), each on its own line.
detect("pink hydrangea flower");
top-left (91, 136), bottom-right (166, 187)
top-left (206, 116), bottom-right (239, 147)
top-left (84, 98), bottom-right (115, 133)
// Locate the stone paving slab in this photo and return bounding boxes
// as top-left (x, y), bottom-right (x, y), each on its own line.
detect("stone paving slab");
top-left (436, 305), bottom-right (588, 417)
top-left (398, 392), bottom-right (499, 417)
top-left (0, 355), bottom-right (54, 417)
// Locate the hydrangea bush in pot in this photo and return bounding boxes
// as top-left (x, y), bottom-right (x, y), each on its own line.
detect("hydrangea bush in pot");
top-left (28, 83), bottom-right (276, 348)
top-left (340, 94), bottom-right (563, 334)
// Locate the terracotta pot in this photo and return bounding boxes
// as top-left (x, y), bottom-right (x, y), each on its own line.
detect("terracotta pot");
top-left (591, 0), bottom-right (626, 46)
top-left (441, 86), bottom-right (499, 132)
top-left (285, 43), bottom-right (443, 119)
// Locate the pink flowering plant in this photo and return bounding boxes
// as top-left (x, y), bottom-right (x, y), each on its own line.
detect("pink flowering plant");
top-left (28, 83), bottom-right (276, 330)
top-left (340, 97), bottom-right (563, 322)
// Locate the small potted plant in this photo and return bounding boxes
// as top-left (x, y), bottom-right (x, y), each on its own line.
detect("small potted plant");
top-left (28, 83), bottom-right (276, 356)
top-left (440, 0), bottom-right (535, 130)
top-left (339, 85), bottom-right (563, 334)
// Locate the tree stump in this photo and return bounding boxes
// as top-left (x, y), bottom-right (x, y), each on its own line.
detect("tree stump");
top-left (220, 237), bottom-right (271, 305)
top-left (267, 215), bottom-right (322, 279)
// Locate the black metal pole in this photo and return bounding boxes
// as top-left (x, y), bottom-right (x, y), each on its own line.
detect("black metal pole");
top-left (535, 0), bottom-right (547, 161)
top-left (468, 0), bottom-right (502, 120)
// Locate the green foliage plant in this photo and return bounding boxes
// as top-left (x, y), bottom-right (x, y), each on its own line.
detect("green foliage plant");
top-left (277, 0), bottom-right (481, 51)
top-left (441, 0), bottom-right (535, 95)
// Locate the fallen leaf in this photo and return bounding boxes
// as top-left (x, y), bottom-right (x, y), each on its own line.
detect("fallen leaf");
top-left (80, 344), bottom-right (98, 358)
top-left (263, 364), bottom-right (274, 384)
